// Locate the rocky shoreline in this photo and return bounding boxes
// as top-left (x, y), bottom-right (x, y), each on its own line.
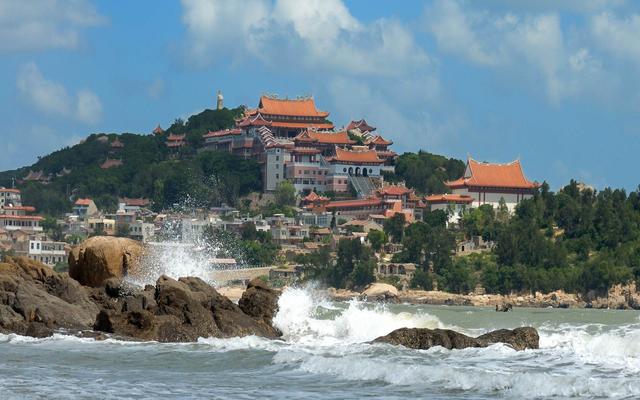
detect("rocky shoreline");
top-left (325, 284), bottom-right (640, 310)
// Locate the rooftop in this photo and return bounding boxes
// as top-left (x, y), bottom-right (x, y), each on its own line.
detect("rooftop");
top-left (295, 130), bottom-right (354, 145)
top-left (257, 95), bottom-right (330, 118)
top-left (425, 194), bottom-right (475, 203)
top-left (330, 147), bottom-right (383, 164)
top-left (446, 158), bottom-right (537, 189)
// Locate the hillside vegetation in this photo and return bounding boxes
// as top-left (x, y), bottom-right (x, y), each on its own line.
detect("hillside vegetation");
top-left (0, 107), bottom-right (261, 214)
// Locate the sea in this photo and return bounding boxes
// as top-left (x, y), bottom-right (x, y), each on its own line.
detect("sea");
top-left (1, 286), bottom-right (639, 400)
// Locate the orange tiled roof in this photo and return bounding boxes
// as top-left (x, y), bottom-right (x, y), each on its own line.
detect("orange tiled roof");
top-left (120, 197), bottom-right (150, 207)
top-left (153, 125), bottom-right (164, 135)
top-left (167, 133), bottom-right (186, 141)
top-left (0, 188), bottom-right (20, 194)
top-left (331, 147), bottom-right (383, 164)
top-left (446, 158), bottom-right (537, 189)
top-left (326, 198), bottom-right (383, 209)
top-left (425, 194), bottom-right (474, 204)
top-left (203, 128), bottom-right (242, 138)
top-left (367, 135), bottom-right (393, 146)
top-left (291, 147), bottom-right (321, 154)
top-left (346, 119), bottom-right (376, 132)
top-left (257, 96), bottom-right (329, 117)
top-left (100, 159), bottom-right (123, 169)
top-left (2, 205), bottom-right (36, 212)
top-left (0, 215), bottom-right (43, 221)
top-left (295, 130), bottom-right (354, 145)
top-left (303, 191), bottom-right (329, 202)
top-left (379, 185), bottom-right (412, 196)
top-left (75, 198), bottom-right (93, 206)
top-left (270, 121), bottom-right (334, 129)
top-left (236, 113), bottom-right (272, 127)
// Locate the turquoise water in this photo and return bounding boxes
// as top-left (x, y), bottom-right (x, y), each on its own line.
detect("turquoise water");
top-left (1, 287), bottom-right (639, 399)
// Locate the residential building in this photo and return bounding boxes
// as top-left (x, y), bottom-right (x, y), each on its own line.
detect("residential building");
top-left (0, 187), bottom-right (22, 207)
top-left (26, 238), bottom-right (68, 266)
top-left (73, 198), bottom-right (99, 219)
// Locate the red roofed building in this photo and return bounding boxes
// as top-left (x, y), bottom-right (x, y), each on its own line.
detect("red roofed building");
top-left (201, 128), bottom-right (254, 159)
top-left (153, 125), bottom-right (164, 135)
top-left (346, 119), bottom-right (376, 134)
top-left (445, 158), bottom-right (538, 212)
top-left (0, 197), bottom-right (43, 232)
top-left (0, 187), bottom-right (22, 207)
top-left (100, 159), bottom-right (123, 169)
top-left (166, 133), bottom-right (186, 149)
top-left (366, 135), bottom-right (396, 169)
top-left (245, 95), bottom-right (334, 137)
top-left (110, 138), bottom-right (124, 149)
top-left (325, 198), bottom-right (386, 220)
top-left (294, 130), bottom-right (355, 156)
top-left (73, 198), bottom-right (99, 219)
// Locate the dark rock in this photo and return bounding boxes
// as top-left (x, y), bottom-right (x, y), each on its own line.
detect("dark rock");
top-left (25, 322), bottom-right (53, 338)
top-left (0, 257), bottom-right (99, 333)
top-left (476, 327), bottom-right (539, 350)
top-left (0, 256), bottom-right (283, 343)
top-left (104, 278), bottom-right (124, 298)
top-left (239, 278), bottom-right (280, 329)
top-left (374, 326), bottom-right (539, 351)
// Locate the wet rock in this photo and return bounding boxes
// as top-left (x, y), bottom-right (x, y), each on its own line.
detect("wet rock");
top-left (238, 278), bottom-right (280, 328)
top-left (476, 327), bottom-right (539, 351)
top-left (374, 326), bottom-right (539, 351)
top-left (69, 236), bottom-right (144, 287)
top-left (91, 275), bottom-right (282, 342)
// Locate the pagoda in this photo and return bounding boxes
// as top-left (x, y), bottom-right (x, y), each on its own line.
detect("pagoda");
top-left (240, 95), bottom-right (333, 138)
top-left (445, 158), bottom-right (538, 212)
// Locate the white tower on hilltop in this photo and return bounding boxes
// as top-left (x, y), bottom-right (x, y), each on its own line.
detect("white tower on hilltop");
top-left (216, 90), bottom-right (224, 110)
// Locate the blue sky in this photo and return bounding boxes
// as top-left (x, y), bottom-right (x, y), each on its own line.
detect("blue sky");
top-left (2, 0), bottom-right (640, 191)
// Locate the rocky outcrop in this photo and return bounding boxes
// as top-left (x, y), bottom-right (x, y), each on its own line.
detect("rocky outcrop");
top-left (361, 283), bottom-right (399, 302)
top-left (0, 257), bottom-right (99, 336)
top-left (68, 236), bottom-right (144, 287)
top-left (0, 255), bottom-right (282, 342)
top-left (374, 326), bottom-right (539, 351)
top-left (238, 278), bottom-right (281, 334)
top-left (92, 275), bottom-right (282, 342)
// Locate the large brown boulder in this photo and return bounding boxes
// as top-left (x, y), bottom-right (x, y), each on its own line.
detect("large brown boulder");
top-left (361, 283), bottom-right (399, 302)
top-left (238, 278), bottom-right (280, 331)
top-left (374, 326), bottom-right (539, 351)
top-left (69, 236), bottom-right (144, 287)
top-left (91, 275), bottom-right (282, 342)
top-left (0, 257), bottom-right (99, 336)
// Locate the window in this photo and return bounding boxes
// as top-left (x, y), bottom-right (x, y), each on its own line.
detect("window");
top-left (276, 155), bottom-right (279, 161)
top-left (276, 173), bottom-right (279, 179)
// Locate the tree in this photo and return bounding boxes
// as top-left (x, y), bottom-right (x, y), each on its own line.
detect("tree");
top-left (275, 181), bottom-right (296, 208)
top-left (410, 269), bottom-right (433, 290)
top-left (116, 223), bottom-right (130, 238)
top-left (367, 229), bottom-right (387, 252)
top-left (383, 213), bottom-right (406, 243)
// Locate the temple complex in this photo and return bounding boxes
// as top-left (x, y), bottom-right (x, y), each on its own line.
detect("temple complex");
top-left (239, 95), bottom-right (333, 138)
top-left (445, 158), bottom-right (538, 212)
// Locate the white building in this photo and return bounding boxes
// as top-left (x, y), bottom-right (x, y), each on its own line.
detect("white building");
top-left (0, 187), bottom-right (22, 207)
top-left (27, 238), bottom-right (67, 266)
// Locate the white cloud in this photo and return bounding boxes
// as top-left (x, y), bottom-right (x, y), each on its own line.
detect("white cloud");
top-left (0, 0), bottom-right (105, 52)
top-left (424, 0), bottom-right (612, 103)
top-left (591, 12), bottom-right (640, 64)
top-left (17, 62), bottom-right (102, 124)
top-left (75, 89), bottom-right (103, 124)
top-left (179, 0), bottom-right (429, 76)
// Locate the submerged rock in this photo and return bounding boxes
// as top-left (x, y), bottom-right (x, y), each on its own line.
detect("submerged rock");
top-left (373, 326), bottom-right (539, 351)
top-left (68, 236), bottom-right (144, 287)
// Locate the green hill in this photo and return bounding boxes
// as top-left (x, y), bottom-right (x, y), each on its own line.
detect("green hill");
top-left (0, 107), bottom-right (261, 215)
